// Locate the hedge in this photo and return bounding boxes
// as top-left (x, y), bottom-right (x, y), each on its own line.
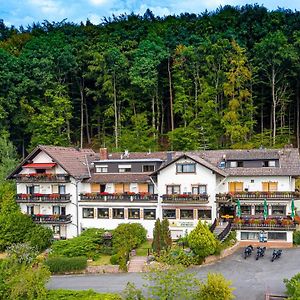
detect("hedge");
top-left (47, 289), bottom-right (121, 300)
top-left (45, 256), bottom-right (87, 274)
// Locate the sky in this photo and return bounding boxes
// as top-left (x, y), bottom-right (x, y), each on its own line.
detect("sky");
top-left (1, 0), bottom-right (300, 28)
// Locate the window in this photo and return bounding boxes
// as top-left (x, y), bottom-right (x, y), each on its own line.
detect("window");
top-left (144, 209), bottom-right (156, 220)
top-left (255, 205), bottom-right (264, 215)
top-left (148, 184), bottom-right (154, 194)
top-left (118, 165), bottom-right (131, 173)
top-left (95, 165), bottom-right (108, 173)
top-left (268, 232), bottom-right (287, 240)
top-left (228, 182), bottom-right (244, 192)
top-left (176, 163), bottom-right (196, 173)
top-left (262, 182), bottom-right (278, 192)
top-left (128, 208), bottom-right (140, 219)
top-left (53, 225), bottom-right (60, 234)
top-left (180, 209), bottom-right (194, 220)
top-left (112, 208), bottom-right (124, 219)
top-left (241, 205), bottom-right (251, 215)
top-left (36, 169), bottom-right (46, 174)
top-left (59, 185), bottom-right (66, 194)
top-left (142, 165), bottom-right (155, 172)
top-left (230, 161), bottom-right (238, 168)
top-left (241, 232), bottom-right (259, 240)
top-left (163, 209), bottom-right (176, 219)
top-left (262, 160), bottom-right (276, 167)
top-left (271, 205), bottom-right (286, 215)
top-left (192, 185), bottom-right (207, 195)
top-left (27, 185), bottom-right (40, 194)
top-left (83, 208), bottom-right (94, 218)
top-left (27, 206), bottom-right (34, 215)
top-left (53, 206), bottom-right (66, 215)
top-left (268, 160), bottom-right (276, 167)
top-left (237, 161), bottom-right (244, 167)
top-left (166, 185), bottom-right (180, 194)
top-left (198, 209), bottom-right (211, 219)
top-left (100, 184), bottom-right (106, 193)
top-left (97, 208), bottom-right (109, 219)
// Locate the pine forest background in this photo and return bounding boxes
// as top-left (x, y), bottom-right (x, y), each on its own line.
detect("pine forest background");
top-left (1, 4), bottom-right (300, 157)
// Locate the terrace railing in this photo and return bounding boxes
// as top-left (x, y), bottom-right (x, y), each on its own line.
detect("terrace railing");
top-left (16, 193), bottom-right (71, 203)
top-left (31, 214), bottom-right (72, 224)
top-left (161, 194), bottom-right (209, 204)
top-left (15, 174), bottom-right (70, 183)
top-left (79, 193), bottom-right (158, 202)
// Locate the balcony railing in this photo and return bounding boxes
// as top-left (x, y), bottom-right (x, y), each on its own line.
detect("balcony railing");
top-left (15, 174), bottom-right (70, 183)
top-left (31, 214), bottom-right (72, 224)
top-left (216, 191), bottom-right (300, 202)
top-left (79, 193), bottom-right (158, 202)
top-left (16, 193), bottom-right (71, 203)
top-left (162, 194), bottom-right (209, 204)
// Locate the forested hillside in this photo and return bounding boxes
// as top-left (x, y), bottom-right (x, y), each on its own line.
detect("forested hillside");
top-left (1, 5), bottom-right (300, 155)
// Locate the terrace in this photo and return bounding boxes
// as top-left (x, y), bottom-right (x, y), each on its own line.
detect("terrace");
top-left (31, 214), bottom-right (72, 224)
top-left (161, 194), bottom-right (209, 204)
top-left (15, 173), bottom-right (70, 183)
top-left (79, 192), bottom-right (158, 202)
top-left (16, 193), bottom-right (71, 203)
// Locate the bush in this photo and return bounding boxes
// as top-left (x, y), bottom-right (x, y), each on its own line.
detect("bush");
top-left (45, 256), bottom-right (87, 274)
top-left (110, 254), bottom-right (120, 265)
top-left (284, 273), bottom-right (300, 299)
top-left (6, 242), bottom-right (38, 264)
top-left (188, 221), bottom-right (217, 258)
top-left (198, 273), bottom-right (235, 300)
top-left (26, 225), bottom-right (53, 251)
top-left (47, 289), bottom-right (121, 300)
top-left (293, 231), bottom-right (300, 245)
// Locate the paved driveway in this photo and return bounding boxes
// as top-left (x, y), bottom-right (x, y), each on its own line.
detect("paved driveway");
top-left (48, 247), bottom-right (300, 299)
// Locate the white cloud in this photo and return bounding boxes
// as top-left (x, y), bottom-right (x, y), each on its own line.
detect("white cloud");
top-left (87, 13), bottom-right (102, 24)
top-left (27, 0), bottom-right (66, 15)
top-left (136, 4), bottom-right (171, 16)
top-left (89, 0), bottom-right (110, 6)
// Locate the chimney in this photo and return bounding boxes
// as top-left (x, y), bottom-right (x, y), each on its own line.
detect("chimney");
top-left (99, 148), bottom-right (108, 160)
top-left (166, 152), bottom-right (173, 163)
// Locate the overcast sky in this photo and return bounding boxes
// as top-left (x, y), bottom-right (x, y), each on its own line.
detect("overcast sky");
top-left (1, 0), bottom-right (300, 28)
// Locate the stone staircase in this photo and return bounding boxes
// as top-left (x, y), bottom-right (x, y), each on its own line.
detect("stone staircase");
top-left (213, 221), bottom-right (231, 242)
top-left (127, 256), bottom-right (147, 273)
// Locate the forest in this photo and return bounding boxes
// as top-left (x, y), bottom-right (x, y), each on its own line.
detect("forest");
top-left (1, 4), bottom-right (300, 156)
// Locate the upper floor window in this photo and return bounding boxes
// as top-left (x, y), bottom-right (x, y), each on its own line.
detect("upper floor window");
top-left (192, 185), bottom-right (207, 195)
top-left (36, 169), bottom-right (46, 174)
top-left (118, 165), bottom-right (131, 173)
top-left (27, 185), bottom-right (40, 194)
top-left (176, 163), bottom-right (196, 173)
top-left (262, 160), bottom-right (276, 167)
top-left (228, 182), bottom-right (244, 192)
top-left (95, 165), bottom-right (108, 173)
top-left (142, 165), bottom-right (155, 172)
top-left (166, 185), bottom-right (180, 194)
top-left (262, 182), bottom-right (278, 192)
top-left (229, 161), bottom-right (243, 168)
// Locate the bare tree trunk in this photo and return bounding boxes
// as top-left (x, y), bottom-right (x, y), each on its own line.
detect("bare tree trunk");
top-left (156, 87), bottom-right (160, 134)
top-left (84, 98), bottom-right (91, 144)
top-left (80, 82), bottom-right (84, 148)
top-left (297, 79), bottom-right (300, 150)
top-left (113, 71), bottom-right (118, 149)
top-left (167, 57), bottom-right (174, 131)
top-left (272, 66), bottom-right (277, 146)
top-left (152, 95), bottom-right (155, 136)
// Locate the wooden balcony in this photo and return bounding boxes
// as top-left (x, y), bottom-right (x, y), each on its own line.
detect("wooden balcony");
top-left (162, 194), bottom-right (209, 204)
top-left (31, 214), bottom-right (72, 224)
top-left (216, 191), bottom-right (300, 202)
top-left (16, 193), bottom-right (71, 203)
top-left (79, 193), bottom-right (158, 202)
top-left (15, 174), bottom-right (70, 183)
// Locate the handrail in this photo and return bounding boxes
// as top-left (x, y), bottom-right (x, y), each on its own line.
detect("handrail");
top-left (218, 221), bottom-right (231, 241)
top-left (210, 218), bottom-right (217, 232)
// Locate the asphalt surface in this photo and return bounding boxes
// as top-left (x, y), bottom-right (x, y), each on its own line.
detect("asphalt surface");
top-left (48, 247), bottom-right (300, 299)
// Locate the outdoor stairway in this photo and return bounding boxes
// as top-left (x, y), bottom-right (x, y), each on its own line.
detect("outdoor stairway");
top-left (213, 221), bottom-right (232, 242)
top-left (127, 256), bottom-right (147, 273)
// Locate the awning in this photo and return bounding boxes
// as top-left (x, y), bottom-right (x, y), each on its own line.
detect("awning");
top-left (23, 163), bottom-right (56, 169)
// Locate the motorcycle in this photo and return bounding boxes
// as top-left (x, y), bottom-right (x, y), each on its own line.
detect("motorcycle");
top-left (256, 246), bottom-right (266, 260)
top-left (271, 249), bottom-right (282, 262)
top-left (244, 245), bottom-right (254, 259)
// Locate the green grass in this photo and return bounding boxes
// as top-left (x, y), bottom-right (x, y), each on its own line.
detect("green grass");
top-left (88, 255), bottom-right (111, 266)
top-left (136, 240), bottom-right (152, 256)
top-left (47, 289), bottom-right (121, 299)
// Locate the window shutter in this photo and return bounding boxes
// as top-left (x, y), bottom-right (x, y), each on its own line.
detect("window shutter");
top-left (262, 182), bottom-right (268, 192)
top-left (91, 183), bottom-right (100, 193)
top-left (269, 182), bottom-right (278, 192)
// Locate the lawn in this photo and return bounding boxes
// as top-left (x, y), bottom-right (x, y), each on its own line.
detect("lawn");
top-left (136, 240), bottom-right (152, 256)
top-left (88, 255), bottom-right (111, 266)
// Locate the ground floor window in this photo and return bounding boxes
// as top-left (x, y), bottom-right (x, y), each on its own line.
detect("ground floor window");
top-left (241, 205), bottom-right (251, 215)
top-left (255, 205), bottom-right (264, 215)
top-left (52, 225), bottom-right (60, 234)
top-left (163, 209), bottom-right (176, 219)
top-left (97, 208), bottom-right (109, 219)
top-left (271, 205), bottom-right (286, 215)
top-left (180, 209), bottom-right (193, 220)
top-left (128, 208), bottom-right (140, 219)
top-left (83, 208), bottom-right (94, 218)
top-left (27, 205), bottom-right (34, 215)
top-left (112, 208), bottom-right (124, 219)
top-left (241, 231), bottom-right (259, 240)
top-left (198, 209), bottom-right (211, 219)
top-left (144, 209), bottom-right (156, 220)
top-left (268, 232), bottom-right (287, 240)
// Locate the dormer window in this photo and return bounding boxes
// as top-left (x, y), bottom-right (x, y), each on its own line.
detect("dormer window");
top-left (263, 160), bottom-right (276, 167)
top-left (230, 161), bottom-right (237, 168)
top-left (176, 163), bottom-right (196, 173)
top-left (237, 161), bottom-right (243, 167)
top-left (95, 165), bottom-right (108, 173)
top-left (142, 165), bottom-right (155, 172)
top-left (36, 169), bottom-right (46, 174)
top-left (118, 165), bottom-right (131, 173)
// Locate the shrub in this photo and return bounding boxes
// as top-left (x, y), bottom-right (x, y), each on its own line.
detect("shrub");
top-left (110, 254), bottom-right (120, 265)
top-left (45, 256), bottom-right (87, 274)
top-left (198, 273), bottom-right (235, 300)
top-left (284, 273), bottom-right (300, 299)
top-left (6, 242), bottom-right (38, 265)
top-left (187, 221), bottom-right (217, 258)
top-left (293, 231), bottom-right (300, 245)
top-left (26, 225), bottom-right (53, 251)
top-left (47, 289), bottom-right (121, 300)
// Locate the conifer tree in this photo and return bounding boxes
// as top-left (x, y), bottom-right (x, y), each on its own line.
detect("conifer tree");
top-left (161, 218), bottom-right (172, 251)
top-left (152, 218), bottom-right (162, 255)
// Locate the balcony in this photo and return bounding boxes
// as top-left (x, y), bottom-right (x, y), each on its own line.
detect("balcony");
top-left (216, 191), bottom-right (300, 202)
top-left (16, 193), bottom-right (71, 203)
top-left (15, 174), bottom-right (70, 183)
top-left (31, 214), bottom-right (72, 224)
top-left (79, 192), bottom-right (158, 203)
top-left (162, 194), bottom-right (209, 204)
top-left (232, 217), bottom-right (297, 231)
